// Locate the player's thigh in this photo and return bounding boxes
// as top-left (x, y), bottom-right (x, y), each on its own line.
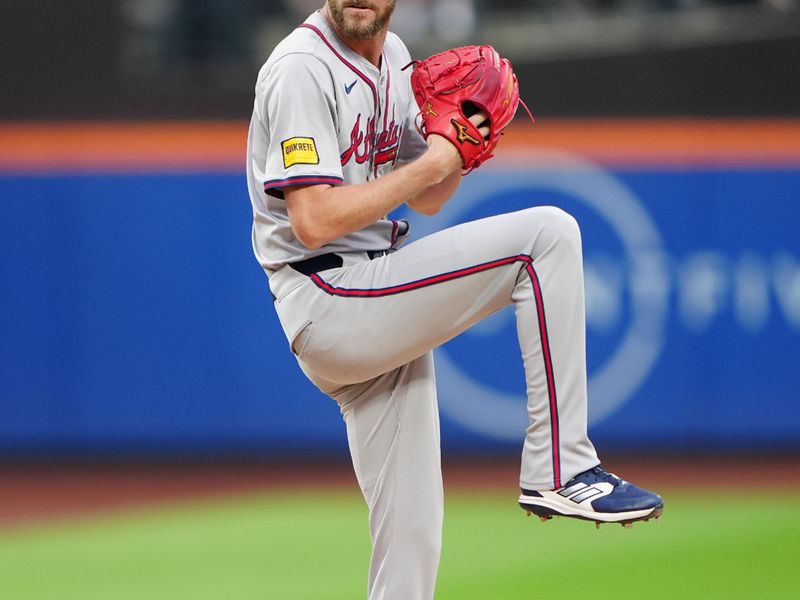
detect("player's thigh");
top-left (298, 206), bottom-right (575, 383)
top-left (400, 205), bottom-right (579, 269)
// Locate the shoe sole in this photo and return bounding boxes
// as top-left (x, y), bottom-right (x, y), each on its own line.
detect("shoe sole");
top-left (519, 495), bottom-right (663, 529)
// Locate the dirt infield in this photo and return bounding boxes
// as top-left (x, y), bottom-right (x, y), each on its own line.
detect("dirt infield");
top-left (1, 455), bottom-right (798, 530)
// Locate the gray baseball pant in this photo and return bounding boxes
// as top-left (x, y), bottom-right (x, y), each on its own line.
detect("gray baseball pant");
top-left (269, 206), bottom-right (600, 600)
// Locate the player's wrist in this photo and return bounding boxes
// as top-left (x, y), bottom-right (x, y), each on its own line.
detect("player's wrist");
top-left (424, 135), bottom-right (463, 181)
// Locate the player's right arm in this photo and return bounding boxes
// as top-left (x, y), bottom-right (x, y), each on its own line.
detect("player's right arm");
top-left (285, 131), bottom-right (482, 249)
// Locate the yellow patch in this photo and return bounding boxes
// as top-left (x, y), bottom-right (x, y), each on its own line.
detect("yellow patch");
top-left (282, 137), bottom-right (319, 168)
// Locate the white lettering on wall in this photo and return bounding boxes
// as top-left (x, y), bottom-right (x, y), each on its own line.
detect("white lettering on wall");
top-left (773, 253), bottom-right (800, 330)
top-left (581, 251), bottom-right (800, 335)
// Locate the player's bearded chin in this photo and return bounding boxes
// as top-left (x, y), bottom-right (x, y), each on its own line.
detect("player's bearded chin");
top-left (326, 0), bottom-right (396, 40)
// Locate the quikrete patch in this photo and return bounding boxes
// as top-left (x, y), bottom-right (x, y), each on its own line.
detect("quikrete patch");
top-left (282, 137), bottom-right (319, 168)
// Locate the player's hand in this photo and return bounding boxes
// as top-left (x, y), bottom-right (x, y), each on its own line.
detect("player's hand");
top-left (426, 111), bottom-right (490, 176)
top-left (426, 133), bottom-right (462, 176)
top-left (468, 111), bottom-right (491, 140)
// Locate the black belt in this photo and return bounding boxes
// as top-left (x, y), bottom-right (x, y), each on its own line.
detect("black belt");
top-left (289, 252), bottom-right (343, 276)
top-left (273, 251), bottom-right (384, 299)
top-left (289, 250), bottom-right (386, 276)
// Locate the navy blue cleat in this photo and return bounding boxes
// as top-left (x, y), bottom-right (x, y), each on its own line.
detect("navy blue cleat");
top-left (519, 465), bottom-right (664, 528)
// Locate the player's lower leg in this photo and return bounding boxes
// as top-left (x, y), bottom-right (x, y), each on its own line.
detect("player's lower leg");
top-left (510, 210), bottom-right (663, 527)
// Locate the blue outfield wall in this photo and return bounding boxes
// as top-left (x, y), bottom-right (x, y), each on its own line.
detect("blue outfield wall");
top-left (1, 164), bottom-right (799, 457)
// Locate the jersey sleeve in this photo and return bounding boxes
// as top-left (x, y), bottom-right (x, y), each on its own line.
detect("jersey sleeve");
top-left (258, 52), bottom-right (343, 195)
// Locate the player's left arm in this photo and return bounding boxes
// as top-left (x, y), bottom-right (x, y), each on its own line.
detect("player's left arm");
top-left (392, 41), bottom-right (472, 217)
top-left (405, 165), bottom-right (461, 216)
top-left (403, 113), bottom-right (489, 216)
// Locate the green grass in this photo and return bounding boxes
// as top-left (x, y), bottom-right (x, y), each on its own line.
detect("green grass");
top-left (0, 488), bottom-right (798, 599)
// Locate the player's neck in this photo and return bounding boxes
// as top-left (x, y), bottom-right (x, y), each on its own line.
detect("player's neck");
top-left (321, 7), bottom-right (386, 68)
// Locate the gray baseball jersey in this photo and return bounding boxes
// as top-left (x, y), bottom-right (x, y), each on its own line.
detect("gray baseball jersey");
top-left (246, 10), bottom-right (426, 271)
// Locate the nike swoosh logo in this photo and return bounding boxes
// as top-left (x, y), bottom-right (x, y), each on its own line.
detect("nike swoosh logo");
top-left (345, 80), bottom-right (357, 94)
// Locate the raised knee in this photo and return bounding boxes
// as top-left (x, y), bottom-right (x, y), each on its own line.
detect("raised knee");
top-left (538, 205), bottom-right (580, 236)
top-left (529, 206), bottom-right (582, 253)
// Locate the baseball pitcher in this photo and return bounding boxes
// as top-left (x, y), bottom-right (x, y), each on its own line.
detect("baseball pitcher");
top-left (246, 2), bottom-right (664, 599)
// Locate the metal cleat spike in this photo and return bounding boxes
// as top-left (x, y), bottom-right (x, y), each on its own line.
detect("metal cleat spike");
top-left (526, 510), bottom-right (531, 517)
top-left (622, 522), bottom-right (633, 529)
top-left (595, 522), bottom-right (602, 529)
top-left (539, 515), bottom-right (551, 522)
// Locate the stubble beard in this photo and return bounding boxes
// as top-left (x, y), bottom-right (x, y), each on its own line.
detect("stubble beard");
top-left (326, 0), bottom-right (396, 40)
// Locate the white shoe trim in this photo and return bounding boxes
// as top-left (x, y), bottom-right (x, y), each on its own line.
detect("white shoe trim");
top-left (519, 490), bottom-right (658, 523)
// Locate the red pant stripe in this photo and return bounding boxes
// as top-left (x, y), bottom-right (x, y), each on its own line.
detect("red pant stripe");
top-left (311, 253), bottom-right (562, 487)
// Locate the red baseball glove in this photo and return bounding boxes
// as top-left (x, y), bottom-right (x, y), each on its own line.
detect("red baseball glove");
top-left (409, 45), bottom-right (531, 173)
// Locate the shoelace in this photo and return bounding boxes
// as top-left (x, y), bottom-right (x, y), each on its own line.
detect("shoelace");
top-left (589, 466), bottom-right (624, 486)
